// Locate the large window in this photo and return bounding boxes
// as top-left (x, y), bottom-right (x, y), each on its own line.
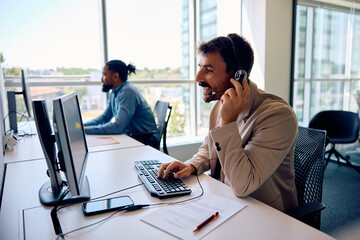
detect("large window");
top-left (1, 0), bottom-right (243, 143)
top-left (0, 0), bottom-right (101, 70)
top-left (106, 0), bottom-right (184, 78)
top-left (293, 1), bottom-right (360, 125)
top-left (105, 0), bottom-right (192, 138)
top-left (0, 0), bottom-right (102, 124)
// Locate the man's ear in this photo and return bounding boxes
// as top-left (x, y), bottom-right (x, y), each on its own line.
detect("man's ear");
top-left (226, 72), bottom-right (233, 83)
top-left (226, 71), bottom-right (233, 80)
top-left (113, 72), bottom-right (120, 82)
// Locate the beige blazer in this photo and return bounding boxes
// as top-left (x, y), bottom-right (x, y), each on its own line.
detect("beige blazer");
top-left (186, 80), bottom-right (298, 211)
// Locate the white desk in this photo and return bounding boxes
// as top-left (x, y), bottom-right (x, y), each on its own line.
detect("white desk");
top-left (3, 134), bottom-right (144, 164)
top-left (0, 146), bottom-right (334, 240)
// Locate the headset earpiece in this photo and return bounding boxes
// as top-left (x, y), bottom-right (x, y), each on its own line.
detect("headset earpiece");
top-left (234, 69), bottom-right (248, 82)
top-left (227, 37), bottom-right (248, 86)
top-left (207, 37), bottom-right (249, 96)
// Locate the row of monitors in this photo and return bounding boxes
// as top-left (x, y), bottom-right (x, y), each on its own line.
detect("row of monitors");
top-left (1, 66), bottom-right (89, 207)
top-left (34, 92), bottom-right (90, 206)
top-left (1, 68), bottom-right (90, 208)
top-left (1, 68), bottom-right (33, 148)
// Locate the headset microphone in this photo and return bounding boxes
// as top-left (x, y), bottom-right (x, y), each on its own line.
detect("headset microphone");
top-left (208, 90), bottom-right (226, 95)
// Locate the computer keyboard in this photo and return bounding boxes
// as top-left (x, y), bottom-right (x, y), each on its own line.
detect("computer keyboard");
top-left (134, 160), bottom-right (192, 199)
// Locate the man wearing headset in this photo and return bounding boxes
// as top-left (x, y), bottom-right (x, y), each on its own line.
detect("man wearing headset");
top-left (158, 33), bottom-right (298, 212)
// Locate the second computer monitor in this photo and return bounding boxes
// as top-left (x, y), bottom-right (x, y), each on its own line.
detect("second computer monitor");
top-left (34, 92), bottom-right (90, 206)
top-left (7, 69), bottom-right (33, 133)
top-left (53, 92), bottom-right (90, 200)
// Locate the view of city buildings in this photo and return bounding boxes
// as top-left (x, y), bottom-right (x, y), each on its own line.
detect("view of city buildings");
top-left (1, 0), bottom-right (359, 139)
top-left (294, 2), bottom-right (360, 125)
top-left (0, 0), bottom-right (220, 140)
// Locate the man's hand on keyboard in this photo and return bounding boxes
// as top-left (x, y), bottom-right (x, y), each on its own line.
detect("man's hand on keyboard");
top-left (158, 160), bottom-right (196, 180)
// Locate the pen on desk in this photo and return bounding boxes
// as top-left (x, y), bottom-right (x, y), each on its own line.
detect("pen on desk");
top-left (193, 212), bottom-right (219, 232)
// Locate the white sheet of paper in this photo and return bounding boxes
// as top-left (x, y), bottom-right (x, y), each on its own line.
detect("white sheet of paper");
top-left (141, 192), bottom-right (247, 240)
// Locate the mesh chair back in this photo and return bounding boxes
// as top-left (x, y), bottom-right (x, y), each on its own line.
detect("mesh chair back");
top-left (295, 127), bottom-right (326, 205)
top-left (294, 127), bottom-right (326, 228)
top-left (0, 148), bottom-right (5, 209)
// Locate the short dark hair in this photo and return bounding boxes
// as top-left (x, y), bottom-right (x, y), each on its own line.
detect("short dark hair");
top-left (106, 60), bottom-right (136, 82)
top-left (197, 33), bottom-right (254, 77)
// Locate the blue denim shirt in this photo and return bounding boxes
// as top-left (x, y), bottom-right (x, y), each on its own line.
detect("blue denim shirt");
top-left (84, 81), bottom-right (158, 138)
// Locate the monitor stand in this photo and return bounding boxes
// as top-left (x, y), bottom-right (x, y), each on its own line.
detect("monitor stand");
top-left (7, 91), bottom-right (18, 133)
top-left (39, 175), bottom-right (90, 206)
top-left (3, 130), bottom-right (17, 152)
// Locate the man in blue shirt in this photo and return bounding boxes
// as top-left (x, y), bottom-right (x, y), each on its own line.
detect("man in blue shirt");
top-left (84, 60), bottom-right (158, 141)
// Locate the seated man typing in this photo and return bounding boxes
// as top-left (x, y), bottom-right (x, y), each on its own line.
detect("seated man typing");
top-left (84, 60), bottom-right (158, 142)
top-left (158, 34), bottom-right (298, 212)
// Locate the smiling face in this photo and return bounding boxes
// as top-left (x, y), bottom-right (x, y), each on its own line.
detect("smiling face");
top-left (195, 51), bottom-right (232, 103)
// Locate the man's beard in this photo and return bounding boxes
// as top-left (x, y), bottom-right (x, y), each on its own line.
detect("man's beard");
top-left (102, 84), bottom-right (113, 92)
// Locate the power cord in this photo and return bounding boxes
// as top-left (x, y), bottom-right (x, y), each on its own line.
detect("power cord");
top-left (54, 158), bottom-right (217, 239)
top-left (53, 183), bottom-right (144, 239)
top-left (57, 183), bottom-right (144, 211)
top-left (3, 110), bottom-right (35, 138)
top-left (55, 208), bottom-right (126, 240)
top-left (51, 188), bottom-right (71, 236)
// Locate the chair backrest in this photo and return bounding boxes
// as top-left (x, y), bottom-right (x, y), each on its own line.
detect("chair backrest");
top-left (0, 147), bottom-right (5, 210)
top-left (153, 101), bottom-right (172, 154)
top-left (309, 110), bottom-right (359, 144)
top-left (294, 127), bottom-right (327, 205)
top-left (0, 65), bottom-right (5, 209)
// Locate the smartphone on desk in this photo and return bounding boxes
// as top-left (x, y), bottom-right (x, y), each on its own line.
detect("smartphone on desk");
top-left (82, 196), bottom-right (134, 216)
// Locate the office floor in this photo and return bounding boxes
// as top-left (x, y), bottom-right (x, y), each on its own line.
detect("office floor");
top-left (321, 151), bottom-right (360, 237)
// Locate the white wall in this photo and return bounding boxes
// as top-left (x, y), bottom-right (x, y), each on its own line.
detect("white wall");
top-left (243, 0), bottom-right (293, 102)
top-left (264, 0), bottom-right (293, 102)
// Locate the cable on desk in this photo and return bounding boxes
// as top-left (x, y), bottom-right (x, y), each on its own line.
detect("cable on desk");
top-left (51, 188), bottom-right (70, 237)
top-left (3, 110), bottom-right (35, 138)
top-left (55, 209), bottom-right (126, 240)
top-left (57, 183), bottom-right (144, 211)
top-left (54, 158), bottom-right (217, 239)
top-left (54, 183), bottom-right (144, 239)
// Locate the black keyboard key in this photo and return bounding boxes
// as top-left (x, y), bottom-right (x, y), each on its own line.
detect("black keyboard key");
top-left (134, 160), bottom-right (192, 199)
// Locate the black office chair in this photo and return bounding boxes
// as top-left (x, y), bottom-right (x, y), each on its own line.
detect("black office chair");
top-left (286, 126), bottom-right (327, 229)
top-left (309, 110), bottom-right (360, 173)
top-left (355, 91), bottom-right (360, 143)
top-left (131, 101), bottom-right (172, 154)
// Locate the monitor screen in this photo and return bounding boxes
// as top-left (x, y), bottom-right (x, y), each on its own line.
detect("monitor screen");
top-left (0, 64), bottom-right (6, 139)
top-left (53, 92), bottom-right (89, 198)
top-left (35, 92), bottom-right (90, 206)
top-left (21, 69), bottom-right (33, 118)
top-left (7, 69), bottom-right (33, 133)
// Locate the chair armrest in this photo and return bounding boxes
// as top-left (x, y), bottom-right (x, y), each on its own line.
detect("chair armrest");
top-left (129, 131), bottom-right (159, 149)
top-left (130, 131), bottom-right (156, 138)
top-left (285, 202), bottom-right (326, 220)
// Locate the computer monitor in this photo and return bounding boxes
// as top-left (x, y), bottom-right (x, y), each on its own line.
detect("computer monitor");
top-left (33, 92), bottom-right (90, 206)
top-left (0, 66), bottom-right (4, 203)
top-left (33, 99), bottom-right (63, 203)
top-left (7, 69), bottom-right (33, 133)
top-left (0, 66), bottom-right (6, 143)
